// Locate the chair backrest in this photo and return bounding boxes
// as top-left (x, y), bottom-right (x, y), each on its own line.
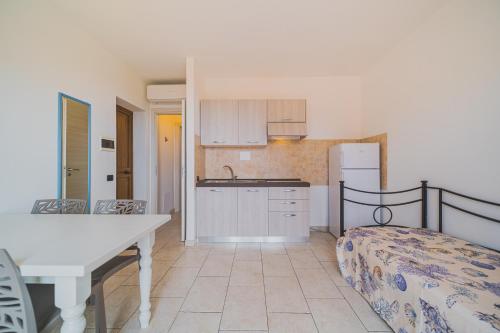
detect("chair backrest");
top-left (31, 199), bottom-right (87, 214)
top-left (0, 249), bottom-right (37, 333)
top-left (93, 200), bottom-right (147, 215)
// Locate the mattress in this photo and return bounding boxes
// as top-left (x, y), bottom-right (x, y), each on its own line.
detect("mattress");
top-left (336, 226), bottom-right (500, 333)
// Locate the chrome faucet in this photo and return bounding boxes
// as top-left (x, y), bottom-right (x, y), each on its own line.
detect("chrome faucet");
top-left (223, 165), bottom-right (236, 181)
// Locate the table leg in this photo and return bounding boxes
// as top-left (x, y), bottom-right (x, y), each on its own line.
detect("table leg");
top-left (54, 274), bottom-right (91, 333)
top-left (138, 231), bottom-right (155, 328)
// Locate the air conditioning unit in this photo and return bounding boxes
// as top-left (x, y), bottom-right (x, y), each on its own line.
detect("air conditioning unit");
top-left (147, 84), bottom-right (186, 101)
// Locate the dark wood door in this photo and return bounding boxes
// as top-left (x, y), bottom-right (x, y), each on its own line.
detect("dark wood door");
top-left (116, 106), bottom-right (133, 199)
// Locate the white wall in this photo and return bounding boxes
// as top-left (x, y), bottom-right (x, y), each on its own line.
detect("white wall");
top-left (361, 0), bottom-right (500, 250)
top-left (199, 76), bottom-right (362, 139)
top-left (0, 1), bottom-right (147, 213)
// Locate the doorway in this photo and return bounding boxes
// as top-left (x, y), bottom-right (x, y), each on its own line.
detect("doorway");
top-left (58, 93), bottom-right (91, 211)
top-left (151, 100), bottom-right (186, 241)
top-left (116, 105), bottom-right (133, 199)
top-left (157, 115), bottom-right (182, 214)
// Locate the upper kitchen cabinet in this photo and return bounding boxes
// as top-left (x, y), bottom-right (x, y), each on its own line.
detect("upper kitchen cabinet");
top-left (238, 100), bottom-right (267, 145)
top-left (201, 100), bottom-right (238, 146)
top-left (267, 99), bottom-right (306, 123)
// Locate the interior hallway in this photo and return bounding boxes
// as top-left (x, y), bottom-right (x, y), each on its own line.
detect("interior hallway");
top-left (50, 214), bottom-right (392, 332)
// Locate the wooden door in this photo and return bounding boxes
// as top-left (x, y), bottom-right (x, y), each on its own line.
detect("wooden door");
top-left (267, 100), bottom-right (306, 122)
top-left (116, 106), bottom-right (133, 199)
top-left (238, 100), bottom-right (267, 145)
top-left (63, 97), bottom-right (89, 200)
top-left (200, 100), bottom-right (238, 146)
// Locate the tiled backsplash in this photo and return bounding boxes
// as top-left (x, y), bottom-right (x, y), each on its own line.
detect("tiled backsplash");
top-left (202, 139), bottom-right (356, 185)
top-left (196, 133), bottom-right (388, 187)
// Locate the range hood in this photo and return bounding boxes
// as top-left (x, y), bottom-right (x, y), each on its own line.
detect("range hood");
top-left (267, 122), bottom-right (307, 140)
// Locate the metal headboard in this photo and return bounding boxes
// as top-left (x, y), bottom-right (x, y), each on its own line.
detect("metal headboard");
top-left (436, 187), bottom-right (500, 233)
top-left (339, 180), bottom-right (428, 237)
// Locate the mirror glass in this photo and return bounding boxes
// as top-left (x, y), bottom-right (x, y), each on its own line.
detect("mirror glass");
top-left (59, 94), bottom-right (91, 210)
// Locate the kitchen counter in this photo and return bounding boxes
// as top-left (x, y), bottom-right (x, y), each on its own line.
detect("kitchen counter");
top-left (196, 178), bottom-right (310, 187)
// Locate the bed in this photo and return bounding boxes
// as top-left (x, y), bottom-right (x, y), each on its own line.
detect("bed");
top-left (335, 182), bottom-right (500, 333)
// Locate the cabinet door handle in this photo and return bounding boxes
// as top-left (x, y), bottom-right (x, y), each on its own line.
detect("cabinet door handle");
top-left (246, 140), bottom-right (259, 143)
top-left (284, 214), bottom-right (296, 217)
top-left (210, 189), bottom-right (223, 192)
top-left (281, 201), bottom-right (296, 205)
top-left (283, 189), bottom-right (296, 192)
top-left (212, 140), bottom-right (226, 144)
top-left (282, 118), bottom-right (292, 121)
top-left (246, 189), bottom-right (259, 192)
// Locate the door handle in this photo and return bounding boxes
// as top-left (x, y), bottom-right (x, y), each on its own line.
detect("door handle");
top-left (284, 214), bottom-right (296, 217)
top-left (282, 118), bottom-right (292, 121)
top-left (210, 189), bottom-right (223, 192)
top-left (283, 189), bottom-right (296, 192)
top-left (66, 167), bottom-right (80, 172)
top-left (246, 140), bottom-right (259, 144)
top-left (281, 201), bottom-right (296, 204)
top-left (246, 189), bottom-right (259, 192)
top-left (212, 140), bottom-right (226, 144)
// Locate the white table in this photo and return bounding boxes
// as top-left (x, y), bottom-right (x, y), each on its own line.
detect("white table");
top-left (0, 214), bottom-right (171, 333)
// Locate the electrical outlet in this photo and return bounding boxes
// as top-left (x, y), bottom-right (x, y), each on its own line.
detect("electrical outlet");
top-left (240, 151), bottom-right (251, 161)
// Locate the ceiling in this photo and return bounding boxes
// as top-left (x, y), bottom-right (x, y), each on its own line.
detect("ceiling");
top-left (52, 0), bottom-right (447, 81)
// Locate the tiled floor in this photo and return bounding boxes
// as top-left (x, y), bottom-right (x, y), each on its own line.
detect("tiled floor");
top-left (50, 214), bottom-right (392, 333)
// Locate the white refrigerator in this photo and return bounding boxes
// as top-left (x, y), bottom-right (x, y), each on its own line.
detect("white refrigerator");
top-left (328, 143), bottom-right (380, 237)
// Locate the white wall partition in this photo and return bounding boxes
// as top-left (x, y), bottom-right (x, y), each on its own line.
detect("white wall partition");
top-left (0, 1), bottom-right (147, 213)
top-left (361, 0), bottom-right (500, 250)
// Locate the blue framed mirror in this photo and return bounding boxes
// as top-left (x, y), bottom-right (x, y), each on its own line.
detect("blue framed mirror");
top-left (57, 93), bottom-right (91, 212)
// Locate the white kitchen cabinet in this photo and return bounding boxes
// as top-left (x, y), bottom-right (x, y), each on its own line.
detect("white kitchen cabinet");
top-left (237, 187), bottom-right (269, 236)
top-left (267, 100), bottom-right (306, 123)
top-left (238, 100), bottom-right (267, 145)
top-left (200, 100), bottom-right (238, 146)
top-left (268, 212), bottom-right (309, 237)
top-left (268, 199), bottom-right (309, 212)
top-left (269, 187), bottom-right (309, 200)
top-left (197, 187), bottom-right (237, 237)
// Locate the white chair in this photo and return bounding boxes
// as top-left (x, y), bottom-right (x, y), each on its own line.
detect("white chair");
top-left (0, 249), bottom-right (37, 333)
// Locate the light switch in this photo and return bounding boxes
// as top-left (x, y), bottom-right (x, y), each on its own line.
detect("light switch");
top-left (240, 151), bottom-right (251, 161)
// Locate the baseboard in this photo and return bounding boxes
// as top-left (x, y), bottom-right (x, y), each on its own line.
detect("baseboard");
top-left (310, 226), bottom-right (329, 232)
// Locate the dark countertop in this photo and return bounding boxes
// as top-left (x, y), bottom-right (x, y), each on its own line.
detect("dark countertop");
top-left (196, 178), bottom-right (310, 187)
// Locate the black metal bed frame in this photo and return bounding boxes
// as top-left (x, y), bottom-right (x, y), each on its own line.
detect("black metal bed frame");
top-left (339, 180), bottom-right (500, 237)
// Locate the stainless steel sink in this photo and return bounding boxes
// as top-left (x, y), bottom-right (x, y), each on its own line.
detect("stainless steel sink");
top-left (203, 179), bottom-right (234, 183)
top-left (202, 179), bottom-right (267, 183)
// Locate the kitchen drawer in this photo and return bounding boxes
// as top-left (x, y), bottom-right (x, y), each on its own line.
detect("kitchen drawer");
top-left (269, 211), bottom-right (309, 237)
top-left (269, 187), bottom-right (309, 200)
top-left (269, 199), bottom-right (309, 212)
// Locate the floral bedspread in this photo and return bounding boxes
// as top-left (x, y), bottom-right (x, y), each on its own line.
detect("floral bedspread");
top-left (336, 227), bottom-right (500, 333)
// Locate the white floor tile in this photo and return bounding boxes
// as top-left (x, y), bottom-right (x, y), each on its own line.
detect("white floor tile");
top-left (268, 313), bottom-right (318, 333)
top-left (264, 276), bottom-right (309, 313)
top-left (169, 312), bottom-right (221, 333)
top-left (295, 268), bottom-right (342, 299)
top-left (152, 267), bottom-right (199, 298)
top-left (220, 285), bottom-right (268, 331)
top-left (181, 276), bottom-right (229, 312)
top-left (339, 287), bottom-right (392, 332)
top-left (230, 260), bottom-right (263, 286)
top-left (308, 299), bottom-right (367, 333)
top-left (199, 254), bottom-right (234, 277)
top-left (262, 254), bottom-right (295, 277)
top-left (120, 297), bottom-right (183, 332)
top-left (320, 261), bottom-right (349, 286)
